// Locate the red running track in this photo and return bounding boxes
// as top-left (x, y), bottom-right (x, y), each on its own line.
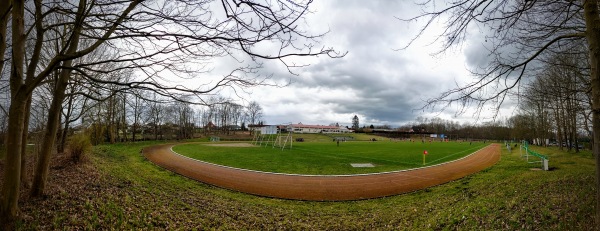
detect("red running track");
top-left (143, 143), bottom-right (500, 201)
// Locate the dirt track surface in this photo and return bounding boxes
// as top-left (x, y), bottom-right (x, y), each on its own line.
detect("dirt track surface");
top-left (143, 143), bottom-right (500, 201)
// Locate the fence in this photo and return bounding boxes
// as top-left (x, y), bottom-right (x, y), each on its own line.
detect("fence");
top-left (520, 141), bottom-right (549, 171)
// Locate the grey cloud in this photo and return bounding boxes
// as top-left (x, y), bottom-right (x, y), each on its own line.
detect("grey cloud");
top-left (240, 0), bottom-right (500, 126)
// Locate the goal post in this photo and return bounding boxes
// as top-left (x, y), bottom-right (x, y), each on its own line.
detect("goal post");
top-left (273, 124), bottom-right (293, 150)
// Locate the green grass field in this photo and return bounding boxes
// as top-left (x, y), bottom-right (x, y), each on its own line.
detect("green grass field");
top-left (172, 141), bottom-right (488, 175)
top-left (9, 139), bottom-right (595, 229)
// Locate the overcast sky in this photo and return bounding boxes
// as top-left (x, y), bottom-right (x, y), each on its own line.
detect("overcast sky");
top-left (213, 0), bottom-right (518, 127)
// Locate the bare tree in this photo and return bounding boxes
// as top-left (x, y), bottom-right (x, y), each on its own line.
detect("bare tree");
top-left (246, 101), bottom-right (263, 126)
top-left (520, 83), bottom-right (552, 146)
top-left (126, 89), bottom-right (145, 142)
top-left (405, 0), bottom-right (600, 223)
top-left (2, 0), bottom-right (28, 222)
top-left (146, 93), bottom-right (165, 140)
top-left (508, 114), bottom-right (535, 142)
top-left (229, 103), bottom-right (244, 134)
top-left (532, 52), bottom-right (589, 150)
top-left (57, 75), bottom-right (92, 153)
top-left (1, 0), bottom-right (342, 223)
top-left (171, 101), bottom-right (195, 140)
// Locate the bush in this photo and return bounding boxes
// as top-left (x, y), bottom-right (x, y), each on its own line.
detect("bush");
top-left (67, 132), bottom-right (92, 163)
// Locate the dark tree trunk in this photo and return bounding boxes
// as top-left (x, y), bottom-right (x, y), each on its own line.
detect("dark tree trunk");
top-left (31, 0), bottom-right (84, 197)
top-left (20, 96), bottom-right (32, 189)
top-left (30, 69), bottom-right (70, 197)
top-left (1, 0), bottom-right (26, 224)
top-left (58, 94), bottom-right (75, 153)
top-left (583, 0), bottom-right (600, 226)
top-left (1, 92), bottom-right (27, 224)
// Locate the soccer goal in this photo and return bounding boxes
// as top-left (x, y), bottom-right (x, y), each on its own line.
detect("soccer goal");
top-left (252, 125), bottom-right (278, 147)
top-left (273, 128), bottom-right (293, 150)
top-left (251, 124), bottom-right (293, 150)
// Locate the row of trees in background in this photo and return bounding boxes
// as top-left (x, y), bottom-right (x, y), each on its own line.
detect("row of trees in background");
top-left (395, 117), bottom-right (511, 142)
top-left (362, 48), bottom-right (592, 149)
top-left (389, 47), bottom-right (593, 152)
top-left (355, 49), bottom-right (593, 147)
top-left (515, 49), bottom-right (591, 152)
top-left (399, 49), bottom-right (592, 149)
top-left (0, 91), bottom-right (265, 146)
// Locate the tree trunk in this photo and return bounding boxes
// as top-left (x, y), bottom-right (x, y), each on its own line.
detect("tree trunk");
top-left (56, 108), bottom-right (63, 152)
top-left (122, 94), bottom-right (127, 142)
top-left (31, 0), bottom-right (84, 196)
top-left (554, 105), bottom-right (564, 151)
top-left (30, 69), bottom-right (71, 197)
top-left (583, 0), bottom-right (600, 227)
top-left (561, 98), bottom-right (570, 150)
top-left (59, 117), bottom-right (70, 153)
top-left (1, 0), bottom-right (26, 224)
top-left (115, 96), bottom-right (121, 142)
top-left (132, 96), bottom-right (138, 142)
top-left (108, 97), bottom-right (116, 143)
top-left (20, 96), bottom-right (32, 189)
top-left (58, 94), bottom-right (75, 153)
top-left (132, 120), bottom-right (137, 142)
top-left (1, 93), bottom-right (27, 223)
top-left (154, 124), bottom-right (158, 140)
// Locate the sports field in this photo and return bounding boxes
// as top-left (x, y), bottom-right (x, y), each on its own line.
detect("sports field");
top-left (172, 141), bottom-right (487, 175)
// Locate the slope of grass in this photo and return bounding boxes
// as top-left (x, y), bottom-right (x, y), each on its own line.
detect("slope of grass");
top-left (173, 141), bottom-right (487, 175)
top-left (11, 140), bottom-right (596, 230)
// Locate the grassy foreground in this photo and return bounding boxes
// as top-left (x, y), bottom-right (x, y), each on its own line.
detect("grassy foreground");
top-left (10, 141), bottom-right (597, 230)
top-left (173, 141), bottom-right (487, 175)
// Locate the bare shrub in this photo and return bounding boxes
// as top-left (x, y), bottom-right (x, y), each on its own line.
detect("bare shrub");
top-left (67, 132), bottom-right (92, 163)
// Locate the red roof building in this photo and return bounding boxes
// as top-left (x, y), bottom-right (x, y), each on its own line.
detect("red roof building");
top-left (290, 123), bottom-right (352, 134)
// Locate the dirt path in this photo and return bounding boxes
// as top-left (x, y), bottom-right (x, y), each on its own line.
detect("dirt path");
top-left (143, 143), bottom-right (500, 201)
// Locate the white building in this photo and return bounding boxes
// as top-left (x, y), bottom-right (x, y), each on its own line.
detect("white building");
top-left (248, 125), bottom-right (278, 134)
top-left (290, 123), bottom-right (352, 134)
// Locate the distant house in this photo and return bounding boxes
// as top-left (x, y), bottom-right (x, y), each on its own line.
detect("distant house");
top-left (248, 124), bottom-right (265, 132)
top-left (291, 123), bottom-right (352, 134)
top-left (248, 123), bottom-right (352, 134)
top-left (204, 122), bottom-right (217, 131)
